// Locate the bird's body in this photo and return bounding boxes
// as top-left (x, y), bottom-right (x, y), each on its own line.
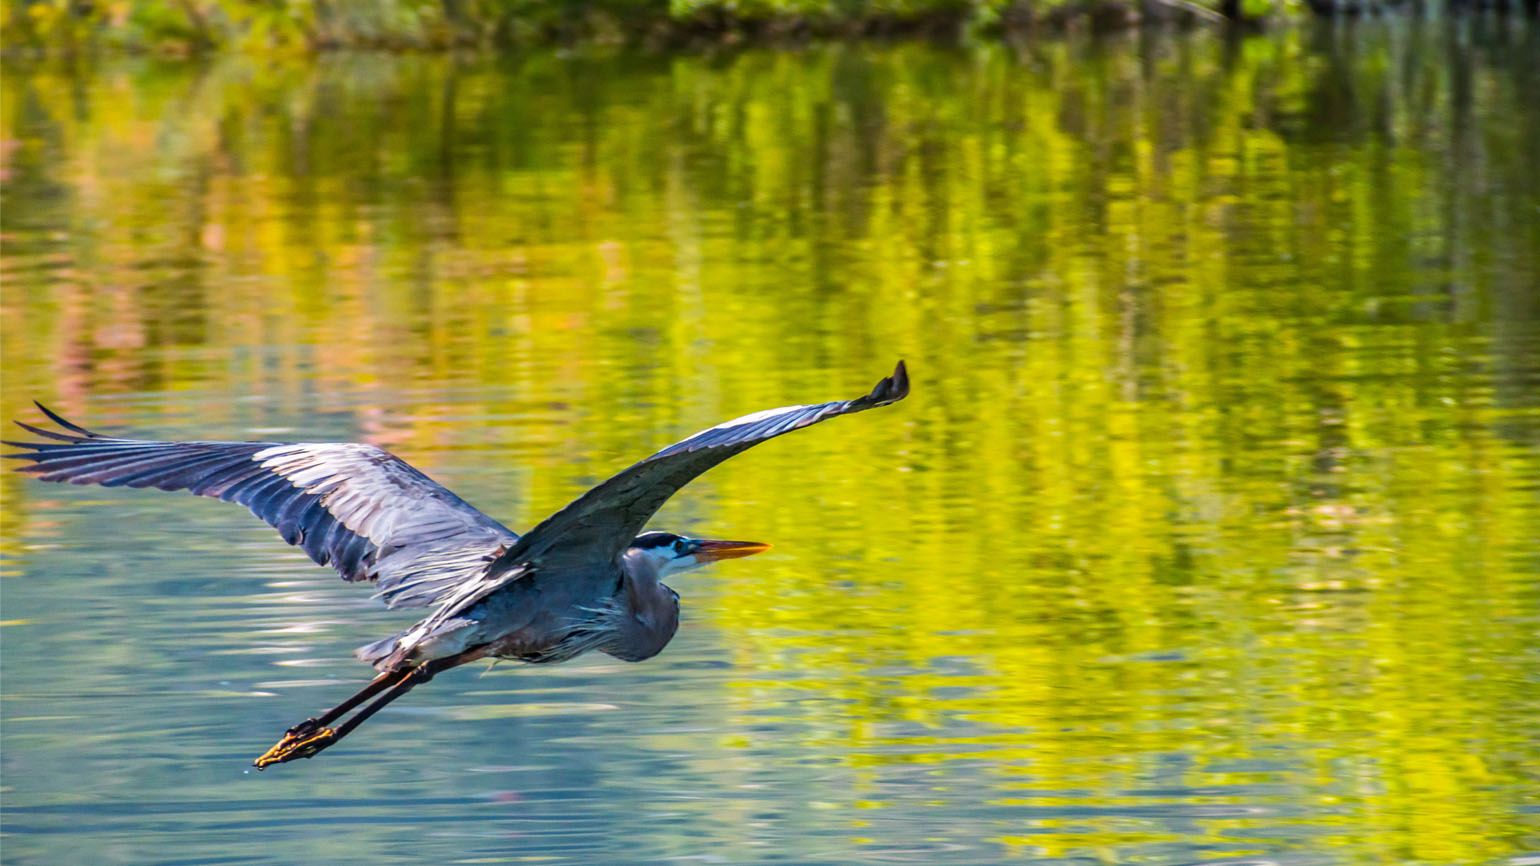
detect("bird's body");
top-left (6, 362), bottom-right (908, 768)
top-left (377, 550), bottom-right (675, 669)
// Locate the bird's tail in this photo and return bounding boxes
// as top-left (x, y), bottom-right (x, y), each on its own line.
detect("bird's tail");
top-left (354, 632), bottom-right (406, 670)
top-left (356, 614), bottom-right (480, 671)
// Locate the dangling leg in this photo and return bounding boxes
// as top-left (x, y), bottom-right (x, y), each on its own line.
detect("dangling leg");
top-left (288, 667), bottom-right (413, 737)
top-left (253, 658), bottom-right (455, 769)
top-left (250, 667), bottom-right (412, 766)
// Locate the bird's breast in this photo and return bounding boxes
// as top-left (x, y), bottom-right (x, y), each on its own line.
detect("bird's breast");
top-left (483, 595), bottom-right (626, 664)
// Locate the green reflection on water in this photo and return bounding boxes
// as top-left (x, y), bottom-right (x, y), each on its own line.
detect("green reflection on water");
top-left (2, 20), bottom-right (1538, 866)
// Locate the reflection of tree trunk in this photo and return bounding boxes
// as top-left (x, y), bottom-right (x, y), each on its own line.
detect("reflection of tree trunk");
top-left (442, 0), bottom-right (469, 44)
top-left (311, 0), bottom-right (335, 48)
top-left (443, 0), bottom-right (466, 28)
top-left (999, 0), bottom-right (1033, 28)
top-left (175, 0), bottom-right (215, 50)
top-left (436, 61), bottom-right (461, 241)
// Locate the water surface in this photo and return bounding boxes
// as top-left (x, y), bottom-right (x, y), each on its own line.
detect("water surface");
top-left (2, 20), bottom-right (1539, 866)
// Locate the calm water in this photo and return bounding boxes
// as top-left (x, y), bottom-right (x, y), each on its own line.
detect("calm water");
top-left (3, 19), bottom-right (1539, 866)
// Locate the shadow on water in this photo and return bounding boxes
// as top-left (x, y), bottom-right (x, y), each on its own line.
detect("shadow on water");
top-left (2, 17), bottom-right (1538, 866)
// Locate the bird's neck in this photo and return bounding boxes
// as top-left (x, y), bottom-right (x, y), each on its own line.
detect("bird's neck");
top-left (611, 551), bottom-right (680, 662)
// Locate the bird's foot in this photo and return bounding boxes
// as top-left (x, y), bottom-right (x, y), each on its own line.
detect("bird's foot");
top-left (253, 725), bottom-right (337, 770)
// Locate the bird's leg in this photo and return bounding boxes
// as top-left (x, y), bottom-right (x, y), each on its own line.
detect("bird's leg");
top-left (253, 659), bottom-right (451, 769)
top-left (253, 668), bottom-right (411, 768)
top-left (282, 668), bottom-right (410, 739)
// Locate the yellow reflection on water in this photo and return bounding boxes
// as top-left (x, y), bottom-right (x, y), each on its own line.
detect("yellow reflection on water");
top-left (2, 25), bottom-right (1537, 866)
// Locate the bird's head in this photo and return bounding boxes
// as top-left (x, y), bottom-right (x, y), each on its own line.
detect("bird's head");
top-left (628, 531), bottom-right (770, 577)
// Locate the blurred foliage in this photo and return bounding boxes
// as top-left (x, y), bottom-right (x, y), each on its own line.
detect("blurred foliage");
top-left (3, 21), bottom-right (1538, 865)
top-left (0, 0), bottom-right (1318, 54)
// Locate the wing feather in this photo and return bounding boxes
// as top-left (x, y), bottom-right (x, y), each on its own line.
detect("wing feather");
top-left (5, 406), bottom-right (518, 609)
top-left (493, 361), bottom-right (909, 571)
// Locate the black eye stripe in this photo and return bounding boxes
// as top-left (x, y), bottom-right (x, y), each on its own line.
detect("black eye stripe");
top-left (632, 531), bottom-right (682, 550)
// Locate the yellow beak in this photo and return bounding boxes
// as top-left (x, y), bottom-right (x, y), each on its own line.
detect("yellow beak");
top-left (693, 540), bottom-right (772, 563)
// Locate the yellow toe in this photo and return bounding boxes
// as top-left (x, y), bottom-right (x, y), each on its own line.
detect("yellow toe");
top-left (253, 727), bottom-right (335, 769)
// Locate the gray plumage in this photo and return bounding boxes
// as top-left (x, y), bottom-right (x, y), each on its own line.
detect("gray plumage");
top-left (5, 407), bottom-right (518, 609)
top-left (5, 361), bottom-right (910, 767)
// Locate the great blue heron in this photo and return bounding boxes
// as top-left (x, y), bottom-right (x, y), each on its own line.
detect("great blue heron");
top-left (6, 361), bottom-right (909, 768)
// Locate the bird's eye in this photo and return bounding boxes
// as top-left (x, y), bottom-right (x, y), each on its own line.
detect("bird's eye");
top-left (674, 540), bottom-right (689, 555)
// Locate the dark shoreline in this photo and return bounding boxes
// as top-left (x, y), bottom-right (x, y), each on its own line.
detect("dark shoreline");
top-left (2, 0), bottom-right (1533, 58)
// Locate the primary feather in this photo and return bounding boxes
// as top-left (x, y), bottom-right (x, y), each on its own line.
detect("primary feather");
top-left (3, 405), bottom-right (518, 609)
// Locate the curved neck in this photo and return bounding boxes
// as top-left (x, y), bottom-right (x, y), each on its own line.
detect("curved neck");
top-left (610, 550), bottom-right (680, 662)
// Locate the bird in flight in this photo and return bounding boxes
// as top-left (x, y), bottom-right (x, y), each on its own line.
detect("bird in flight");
top-left (6, 362), bottom-right (909, 768)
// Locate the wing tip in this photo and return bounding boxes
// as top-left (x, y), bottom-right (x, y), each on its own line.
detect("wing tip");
top-left (891, 359), bottom-right (909, 399)
top-left (8, 403), bottom-right (99, 445)
top-left (855, 359), bottom-right (910, 409)
top-left (33, 401), bottom-right (99, 438)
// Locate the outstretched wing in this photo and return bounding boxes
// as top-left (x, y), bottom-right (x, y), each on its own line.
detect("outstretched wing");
top-left (4, 405), bottom-right (518, 609)
top-left (493, 360), bottom-right (909, 571)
